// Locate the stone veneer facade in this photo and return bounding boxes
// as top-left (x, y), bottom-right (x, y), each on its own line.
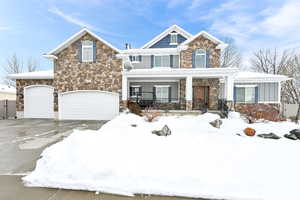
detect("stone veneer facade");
top-left (180, 35), bottom-right (220, 68)
top-left (53, 33), bottom-right (122, 94)
top-left (235, 103), bottom-right (281, 117)
top-left (16, 79), bottom-right (56, 111)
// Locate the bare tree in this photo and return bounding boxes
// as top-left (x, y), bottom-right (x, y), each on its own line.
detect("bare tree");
top-left (250, 48), bottom-right (293, 74)
top-left (220, 38), bottom-right (242, 68)
top-left (3, 54), bottom-right (39, 86)
top-left (27, 57), bottom-right (38, 72)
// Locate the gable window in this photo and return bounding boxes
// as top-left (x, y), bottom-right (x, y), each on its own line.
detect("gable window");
top-left (82, 40), bottom-right (93, 62)
top-left (170, 33), bottom-right (178, 45)
top-left (235, 85), bottom-right (257, 103)
top-left (155, 85), bottom-right (169, 103)
top-left (194, 49), bottom-right (206, 68)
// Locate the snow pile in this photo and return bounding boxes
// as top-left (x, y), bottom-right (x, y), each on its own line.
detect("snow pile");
top-left (23, 113), bottom-right (300, 200)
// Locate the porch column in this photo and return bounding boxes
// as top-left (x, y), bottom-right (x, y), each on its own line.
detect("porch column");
top-left (185, 76), bottom-right (193, 111)
top-left (122, 75), bottom-right (128, 108)
top-left (224, 75), bottom-right (234, 110)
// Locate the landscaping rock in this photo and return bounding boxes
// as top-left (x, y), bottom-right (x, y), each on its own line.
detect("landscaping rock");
top-left (290, 129), bottom-right (300, 139)
top-left (131, 124), bottom-right (137, 127)
top-left (284, 133), bottom-right (298, 140)
top-left (244, 128), bottom-right (256, 136)
top-left (152, 125), bottom-right (171, 136)
top-left (257, 133), bottom-right (280, 139)
top-left (209, 119), bottom-right (223, 128)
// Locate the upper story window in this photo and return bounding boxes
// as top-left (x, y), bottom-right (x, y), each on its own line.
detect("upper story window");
top-left (130, 55), bottom-right (142, 63)
top-left (154, 56), bottom-right (162, 67)
top-left (194, 49), bottom-right (206, 68)
top-left (170, 33), bottom-right (178, 45)
top-left (82, 40), bottom-right (93, 62)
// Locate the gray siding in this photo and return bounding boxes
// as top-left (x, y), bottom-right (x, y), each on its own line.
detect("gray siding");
top-left (234, 82), bottom-right (279, 102)
top-left (150, 34), bottom-right (187, 48)
top-left (129, 82), bottom-right (179, 100)
top-left (132, 55), bottom-right (179, 69)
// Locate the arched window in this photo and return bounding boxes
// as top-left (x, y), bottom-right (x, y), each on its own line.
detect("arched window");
top-left (193, 49), bottom-right (206, 68)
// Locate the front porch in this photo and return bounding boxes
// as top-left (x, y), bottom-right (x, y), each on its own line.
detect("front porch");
top-left (122, 68), bottom-right (237, 112)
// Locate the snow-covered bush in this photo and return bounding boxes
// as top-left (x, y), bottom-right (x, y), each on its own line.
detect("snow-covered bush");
top-left (143, 107), bottom-right (161, 122)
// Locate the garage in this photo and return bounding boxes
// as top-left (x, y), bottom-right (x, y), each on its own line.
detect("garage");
top-left (58, 90), bottom-right (119, 120)
top-left (24, 85), bottom-right (54, 118)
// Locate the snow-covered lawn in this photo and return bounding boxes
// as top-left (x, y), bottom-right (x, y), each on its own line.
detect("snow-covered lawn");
top-left (23, 112), bottom-right (300, 200)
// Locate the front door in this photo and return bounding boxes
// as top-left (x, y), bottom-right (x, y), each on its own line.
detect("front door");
top-left (193, 86), bottom-right (209, 110)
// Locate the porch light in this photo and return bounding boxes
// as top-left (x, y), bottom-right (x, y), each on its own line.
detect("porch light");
top-left (53, 92), bottom-right (58, 98)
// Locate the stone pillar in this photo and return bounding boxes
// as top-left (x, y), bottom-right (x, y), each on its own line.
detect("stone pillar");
top-left (185, 76), bottom-right (193, 111)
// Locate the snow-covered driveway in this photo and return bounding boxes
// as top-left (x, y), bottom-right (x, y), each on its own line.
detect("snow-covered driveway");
top-left (23, 113), bottom-right (300, 200)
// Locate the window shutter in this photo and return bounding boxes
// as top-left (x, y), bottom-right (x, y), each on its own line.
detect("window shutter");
top-left (192, 50), bottom-right (196, 68)
top-left (138, 55), bottom-right (142, 62)
top-left (170, 55), bottom-right (173, 68)
top-left (129, 56), bottom-right (133, 62)
top-left (139, 87), bottom-right (142, 96)
top-left (93, 41), bottom-right (96, 62)
top-left (168, 86), bottom-right (172, 102)
top-left (77, 42), bottom-right (82, 62)
top-left (233, 87), bottom-right (237, 104)
top-left (206, 50), bottom-right (209, 68)
top-left (255, 87), bottom-right (259, 103)
top-left (129, 87), bottom-right (133, 96)
top-left (153, 87), bottom-right (156, 100)
top-left (151, 55), bottom-right (154, 68)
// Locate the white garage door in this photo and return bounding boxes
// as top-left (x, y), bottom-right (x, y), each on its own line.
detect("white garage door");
top-left (24, 85), bottom-right (54, 118)
top-left (59, 90), bottom-right (119, 120)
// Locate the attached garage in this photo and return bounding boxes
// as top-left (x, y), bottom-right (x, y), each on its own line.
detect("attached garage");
top-left (58, 90), bottom-right (119, 120)
top-left (24, 85), bottom-right (54, 118)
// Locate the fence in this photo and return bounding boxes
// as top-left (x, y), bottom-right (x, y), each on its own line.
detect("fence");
top-left (0, 100), bottom-right (16, 119)
top-left (283, 104), bottom-right (299, 118)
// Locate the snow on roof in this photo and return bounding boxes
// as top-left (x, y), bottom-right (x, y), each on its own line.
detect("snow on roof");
top-left (0, 84), bottom-right (16, 94)
top-left (7, 70), bottom-right (53, 80)
top-left (235, 72), bottom-right (290, 82)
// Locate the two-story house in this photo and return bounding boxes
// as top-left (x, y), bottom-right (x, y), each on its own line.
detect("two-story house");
top-left (8, 25), bottom-right (289, 120)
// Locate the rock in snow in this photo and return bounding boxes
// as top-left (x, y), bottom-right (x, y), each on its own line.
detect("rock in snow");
top-left (284, 133), bottom-right (298, 140)
top-left (257, 133), bottom-right (280, 139)
top-left (290, 129), bottom-right (300, 139)
top-left (209, 119), bottom-right (223, 128)
top-left (152, 125), bottom-right (171, 136)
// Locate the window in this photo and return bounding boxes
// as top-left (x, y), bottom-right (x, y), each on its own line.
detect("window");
top-left (130, 86), bottom-right (141, 97)
top-left (235, 86), bottom-right (257, 103)
top-left (194, 49), bottom-right (206, 68)
top-left (154, 56), bottom-right (162, 67)
top-left (130, 55), bottom-right (141, 63)
top-left (155, 86), bottom-right (169, 103)
top-left (170, 33), bottom-right (178, 44)
top-left (82, 40), bottom-right (93, 62)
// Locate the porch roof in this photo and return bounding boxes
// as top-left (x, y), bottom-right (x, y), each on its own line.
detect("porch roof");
top-left (123, 68), bottom-right (239, 78)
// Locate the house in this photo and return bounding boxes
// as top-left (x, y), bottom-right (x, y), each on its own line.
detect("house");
top-left (0, 84), bottom-right (16, 100)
top-left (8, 25), bottom-right (289, 120)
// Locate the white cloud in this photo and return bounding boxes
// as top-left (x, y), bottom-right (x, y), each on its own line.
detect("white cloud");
top-left (49, 7), bottom-right (96, 30)
top-left (0, 26), bottom-right (11, 30)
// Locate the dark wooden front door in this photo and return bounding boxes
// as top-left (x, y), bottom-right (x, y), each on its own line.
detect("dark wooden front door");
top-left (193, 86), bottom-right (209, 110)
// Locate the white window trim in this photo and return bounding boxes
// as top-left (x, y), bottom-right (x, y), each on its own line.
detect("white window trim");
top-left (170, 33), bottom-right (178, 45)
top-left (195, 49), bottom-right (206, 68)
top-left (82, 40), bottom-right (93, 62)
top-left (235, 85), bottom-right (257, 88)
top-left (131, 55), bottom-right (141, 63)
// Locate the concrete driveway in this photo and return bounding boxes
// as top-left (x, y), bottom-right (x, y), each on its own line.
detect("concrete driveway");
top-left (0, 119), bottom-right (208, 200)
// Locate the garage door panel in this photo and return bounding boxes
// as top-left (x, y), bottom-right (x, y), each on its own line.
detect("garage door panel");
top-left (24, 86), bottom-right (54, 118)
top-left (59, 91), bottom-right (119, 120)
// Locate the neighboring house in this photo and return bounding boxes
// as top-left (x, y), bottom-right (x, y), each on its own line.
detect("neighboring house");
top-left (8, 25), bottom-right (289, 120)
top-left (0, 84), bottom-right (16, 100)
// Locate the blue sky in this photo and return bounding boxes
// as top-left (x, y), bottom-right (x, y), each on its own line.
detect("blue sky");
top-left (0, 0), bottom-right (300, 78)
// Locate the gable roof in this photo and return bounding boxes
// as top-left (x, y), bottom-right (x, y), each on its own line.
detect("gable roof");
top-left (46, 28), bottom-right (119, 55)
top-left (142, 25), bottom-right (192, 49)
top-left (180, 30), bottom-right (228, 50)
